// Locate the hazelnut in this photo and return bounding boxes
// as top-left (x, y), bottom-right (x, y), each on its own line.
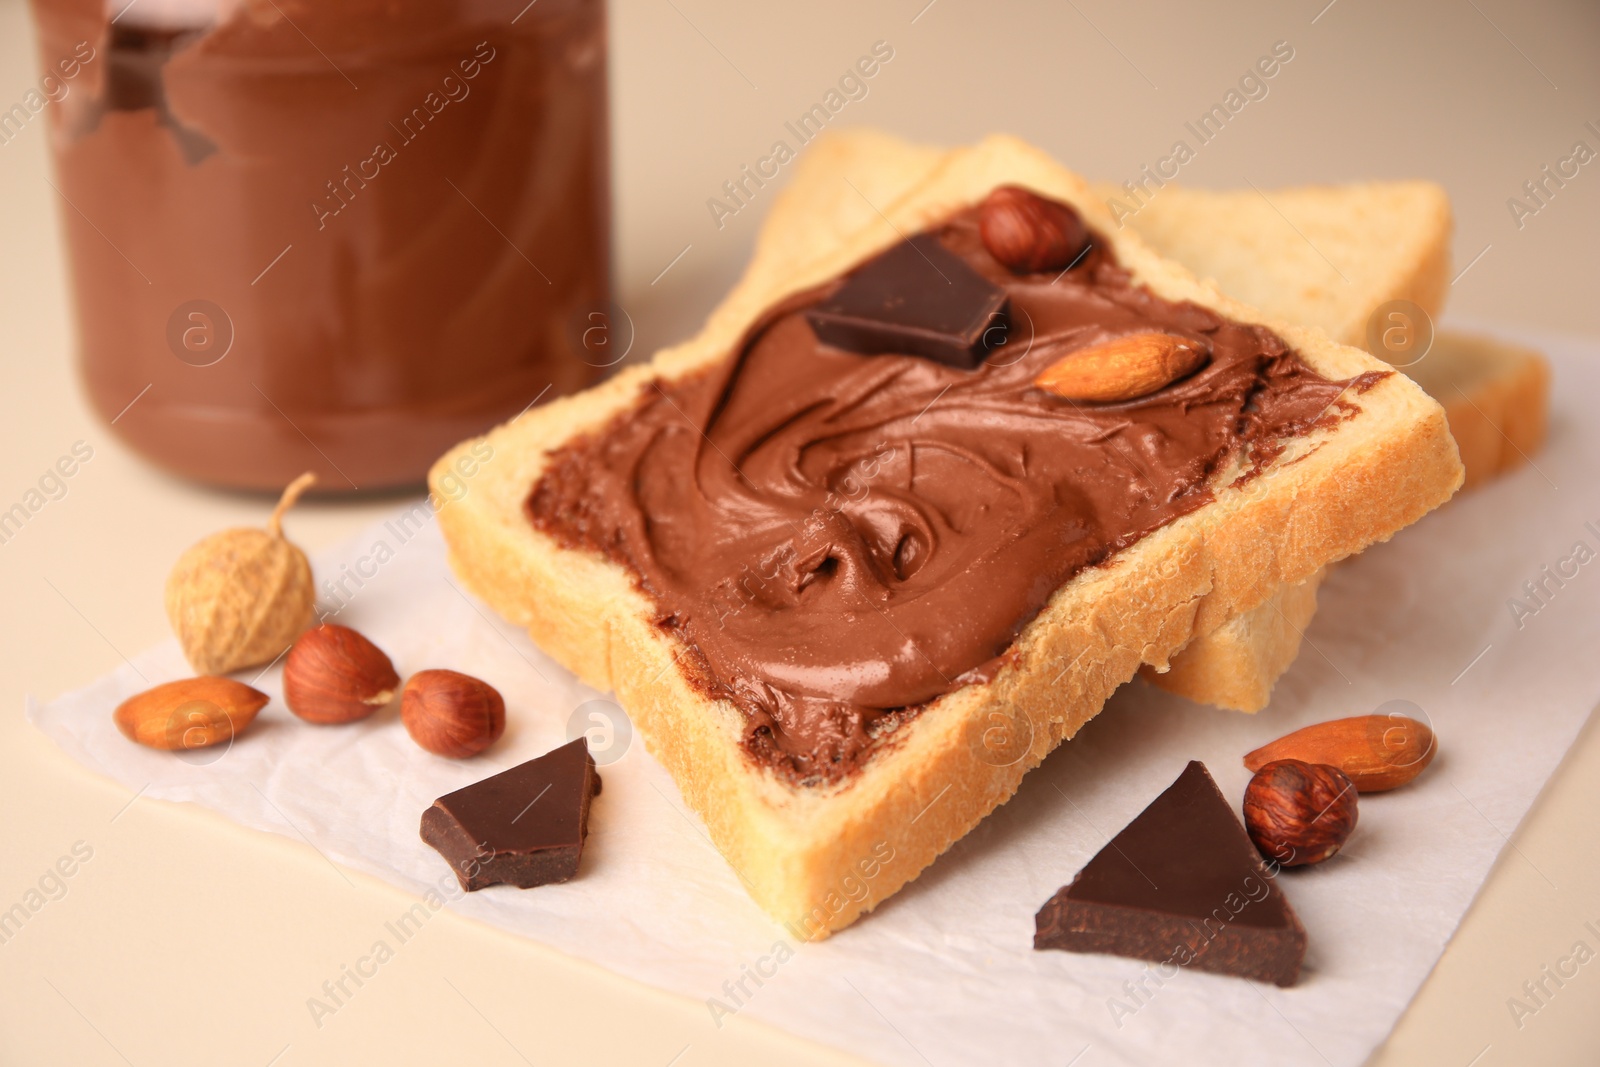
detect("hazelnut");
top-left (977, 185), bottom-right (1090, 274)
top-left (283, 623), bottom-right (400, 724)
top-left (1242, 760), bottom-right (1358, 868)
top-left (402, 669), bottom-right (505, 758)
top-left (115, 677), bottom-right (268, 751)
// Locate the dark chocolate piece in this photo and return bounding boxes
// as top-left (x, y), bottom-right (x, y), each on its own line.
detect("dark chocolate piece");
top-left (805, 233), bottom-right (1009, 369)
top-left (421, 738), bottom-right (601, 891)
top-left (1034, 761), bottom-right (1307, 986)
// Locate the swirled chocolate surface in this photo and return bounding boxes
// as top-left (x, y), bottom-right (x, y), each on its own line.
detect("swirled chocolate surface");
top-left (528, 204), bottom-right (1379, 785)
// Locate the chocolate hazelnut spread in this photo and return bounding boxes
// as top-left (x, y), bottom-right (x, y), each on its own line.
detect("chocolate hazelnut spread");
top-left (32, 0), bottom-right (609, 491)
top-left (528, 202), bottom-right (1382, 785)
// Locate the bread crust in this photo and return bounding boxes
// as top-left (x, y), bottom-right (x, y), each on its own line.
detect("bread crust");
top-left (1141, 568), bottom-right (1326, 713)
top-left (1409, 331), bottom-right (1552, 491)
top-left (432, 135), bottom-right (1462, 936)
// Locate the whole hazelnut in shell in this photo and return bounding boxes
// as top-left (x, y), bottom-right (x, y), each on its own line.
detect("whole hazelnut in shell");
top-left (165, 472), bottom-right (316, 674)
top-left (1243, 759), bottom-right (1358, 868)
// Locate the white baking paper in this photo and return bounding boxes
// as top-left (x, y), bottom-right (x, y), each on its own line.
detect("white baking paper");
top-left (30, 327), bottom-right (1600, 1067)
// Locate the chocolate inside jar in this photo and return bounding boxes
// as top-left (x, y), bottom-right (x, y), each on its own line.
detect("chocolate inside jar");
top-left (528, 193), bottom-right (1382, 786)
top-left (32, 0), bottom-right (610, 491)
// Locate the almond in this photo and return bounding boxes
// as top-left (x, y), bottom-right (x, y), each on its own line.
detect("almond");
top-left (1244, 714), bottom-right (1436, 792)
top-left (1033, 332), bottom-right (1206, 402)
top-left (114, 676), bottom-right (269, 752)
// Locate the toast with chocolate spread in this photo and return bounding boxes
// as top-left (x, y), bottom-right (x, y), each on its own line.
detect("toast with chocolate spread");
top-left (765, 130), bottom-right (1538, 714)
top-left (431, 136), bottom-right (1463, 936)
top-left (776, 131), bottom-right (1546, 714)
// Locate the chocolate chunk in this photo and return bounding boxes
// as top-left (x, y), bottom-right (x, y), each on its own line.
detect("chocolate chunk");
top-left (806, 234), bottom-right (1009, 369)
top-left (421, 738), bottom-right (602, 891)
top-left (1034, 761), bottom-right (1307, 986)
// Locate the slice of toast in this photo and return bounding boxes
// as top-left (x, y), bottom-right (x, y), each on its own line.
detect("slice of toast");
top-left (431, 135), bottom-right (1462, 936)
top-left (1145, 567), bottom-right (1329, 713)
top-left (659, 130), bottom-right (1546, 743)
top-left (1407, 331), bottom-right (1552, 491)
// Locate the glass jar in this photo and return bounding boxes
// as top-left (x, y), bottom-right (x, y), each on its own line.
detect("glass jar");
top-left (31, 0), bottom-right (610, 491)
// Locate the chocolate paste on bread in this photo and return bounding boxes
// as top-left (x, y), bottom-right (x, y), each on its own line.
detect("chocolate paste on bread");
top-left (528, 197), bottom-right (1383, 785)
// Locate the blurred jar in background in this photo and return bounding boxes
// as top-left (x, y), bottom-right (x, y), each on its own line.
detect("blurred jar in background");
top-left (30, 0), bottom-right (610, 491)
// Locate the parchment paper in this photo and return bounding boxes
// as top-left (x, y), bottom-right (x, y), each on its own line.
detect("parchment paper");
top-left (30, 328), bottom-right (1600, 1067)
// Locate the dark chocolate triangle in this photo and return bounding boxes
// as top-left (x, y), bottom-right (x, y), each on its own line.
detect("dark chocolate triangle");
top-left (421, 738), bottom-right (601, 891)
top-left (1034, 761), bottom-right (1307, 986)
top-left (806, 233), bottom-right (1009, 369)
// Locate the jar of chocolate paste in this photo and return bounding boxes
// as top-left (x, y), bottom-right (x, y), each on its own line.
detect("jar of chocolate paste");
top-left (31, 0), bottom-right (610, 490)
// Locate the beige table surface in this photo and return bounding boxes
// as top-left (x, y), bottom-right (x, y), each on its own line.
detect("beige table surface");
top-left (3, 1), bottom-right (1599, 1064)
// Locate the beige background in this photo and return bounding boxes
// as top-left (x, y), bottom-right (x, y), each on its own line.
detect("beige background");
top-left (3, 0), bottom-right (1599, 1064)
